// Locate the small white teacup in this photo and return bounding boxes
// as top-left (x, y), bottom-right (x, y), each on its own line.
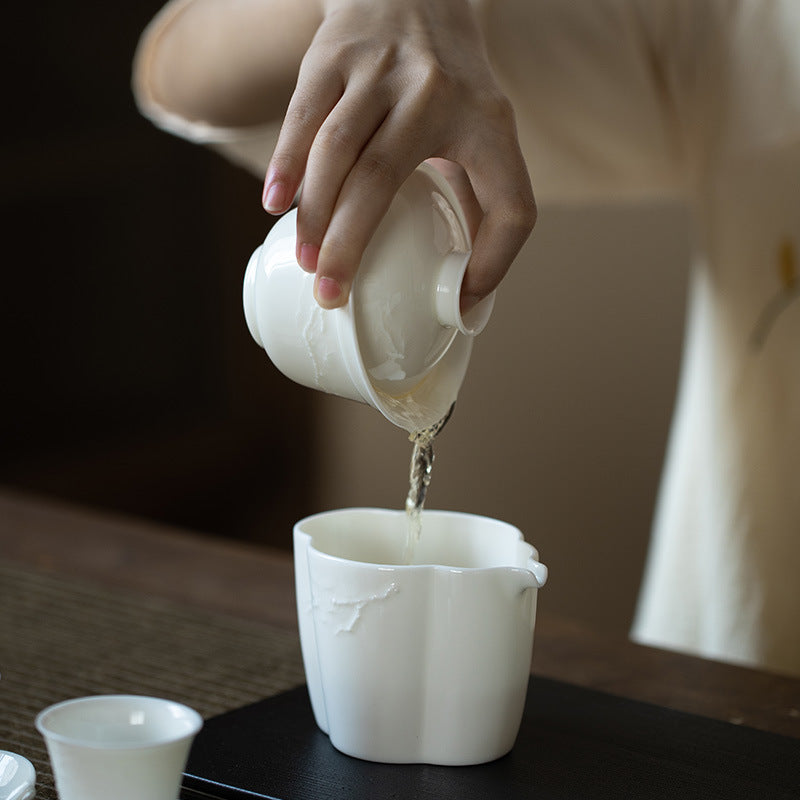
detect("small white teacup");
top-left (36, 694), bottom-right (202, 800)
top-left (294, 508), bottom-right (548, 765)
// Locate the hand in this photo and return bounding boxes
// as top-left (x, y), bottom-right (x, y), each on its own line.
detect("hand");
top-left (261, 0), bottom-right (536, 310)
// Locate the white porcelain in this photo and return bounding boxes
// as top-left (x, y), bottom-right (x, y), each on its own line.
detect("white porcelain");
top-left (243, 164), bottom-right (496, 432)
top-left (0, 751), bottom-right (36, 800)
top-left (293, 508), bottom-right (547, 765)
top-left (36, 695), bottom-right (202, 800)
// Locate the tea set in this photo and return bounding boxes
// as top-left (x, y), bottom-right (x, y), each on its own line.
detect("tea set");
top-left (23, 163), bottom-right (546, 800)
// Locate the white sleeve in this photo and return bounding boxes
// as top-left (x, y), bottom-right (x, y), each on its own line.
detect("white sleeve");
top-left (476, 0), bottom-right (800, 202)
top-left (133, 0), bottom-right (800, 195)
top-left (132, 0), bottom-right (278, 178)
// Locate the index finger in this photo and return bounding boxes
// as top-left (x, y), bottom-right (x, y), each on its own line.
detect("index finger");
top-left (262, 50), bottom-right (344, 214)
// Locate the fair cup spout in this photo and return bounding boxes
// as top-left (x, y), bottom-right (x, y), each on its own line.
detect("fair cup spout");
top-left (528, 557), bottom-right (548, 589)
top-left (508, 558), bottom-right (548, 594)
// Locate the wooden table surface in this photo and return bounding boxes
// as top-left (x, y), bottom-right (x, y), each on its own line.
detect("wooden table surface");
top-left (1, 487), bottom-right (798, 738)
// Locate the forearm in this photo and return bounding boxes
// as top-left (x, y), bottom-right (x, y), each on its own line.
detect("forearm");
top-left (133, 0), bottom-right (323, 128)
top-left (133, 0), bottom-right (535, 313)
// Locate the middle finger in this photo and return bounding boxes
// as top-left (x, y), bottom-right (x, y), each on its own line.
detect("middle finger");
top-left (296, 82), bottom-right (393, 270)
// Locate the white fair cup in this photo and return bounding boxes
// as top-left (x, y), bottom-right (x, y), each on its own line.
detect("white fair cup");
top-left (293, 508), bottom-right (548, 765)
top-left (36, 695), bottom-right (202, 800)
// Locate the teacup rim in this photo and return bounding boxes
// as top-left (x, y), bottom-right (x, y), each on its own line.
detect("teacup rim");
top-left (35, 694), bottom-right (203, 750)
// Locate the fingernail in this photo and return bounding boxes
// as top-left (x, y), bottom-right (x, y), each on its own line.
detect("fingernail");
top-left (314, 276), bottom-right (343, 307)
top-left (298, 243), bottom-right (319, 273)
top-left (262, 180), bottom-right (287, 213)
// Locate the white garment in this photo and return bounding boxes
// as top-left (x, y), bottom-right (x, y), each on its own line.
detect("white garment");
top-left (135, 0), bottom-right (800, 675)
top-left (477, 0), bottom-right (800, 676)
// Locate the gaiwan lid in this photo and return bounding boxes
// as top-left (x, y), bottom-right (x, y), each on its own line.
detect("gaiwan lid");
top-left (345, 164), bottom-right (495, 431)
top-left (243, 163), bottom-right (495, 433)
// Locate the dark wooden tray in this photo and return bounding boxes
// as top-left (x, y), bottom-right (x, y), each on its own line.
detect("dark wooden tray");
top-left (181, 676), bottom-right (800, 799)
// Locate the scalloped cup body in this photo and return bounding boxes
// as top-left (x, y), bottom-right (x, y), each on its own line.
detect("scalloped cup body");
top-left (293, 508), bottom-right (547, 765)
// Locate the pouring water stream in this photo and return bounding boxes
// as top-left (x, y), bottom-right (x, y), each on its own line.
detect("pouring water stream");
top-left (403, 401), bottom-right (455, 563)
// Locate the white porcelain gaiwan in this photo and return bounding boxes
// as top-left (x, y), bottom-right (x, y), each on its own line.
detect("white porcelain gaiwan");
top-left (243, 164), bottom-right (496, 431)
top-left (293, 508), bottom-right (548, 765)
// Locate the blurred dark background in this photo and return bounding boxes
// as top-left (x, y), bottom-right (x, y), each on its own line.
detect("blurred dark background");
top-left (1, 2), bottom-right (689, 633)
top-left (1, 1), bottom-right (313, 546)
